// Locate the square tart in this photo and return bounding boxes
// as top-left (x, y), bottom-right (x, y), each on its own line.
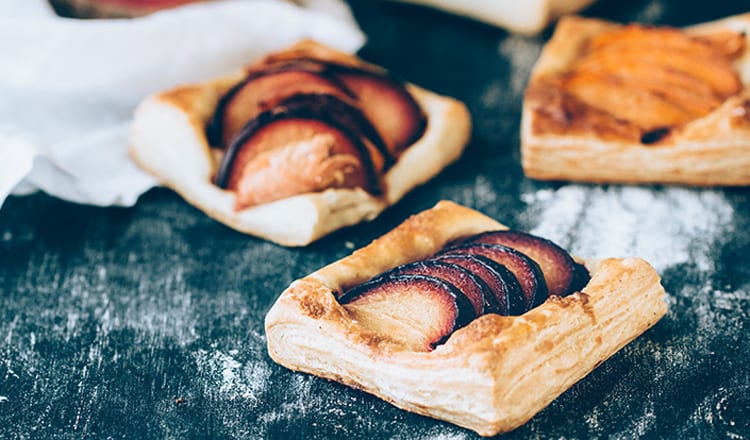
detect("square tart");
top-left (265, 201), bottom-right (667, 436)
top-left (521, 14), bottom-right (750, 186)
top-left (129, 41), bottom-right (470, 246)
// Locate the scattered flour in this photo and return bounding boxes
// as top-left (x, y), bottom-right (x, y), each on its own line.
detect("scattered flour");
top-left (635, 0), bottom-right (666, 23)
top-left (521, 185), bottom-right (734, 273)
top-left (193, 349), bottom-right (270, 404)
top-left (524, 183), bottom-right (748, 438)
top-left (391, 429), bottom-right (469, 440)
top-left (497, 36), bottom-right (543, 98)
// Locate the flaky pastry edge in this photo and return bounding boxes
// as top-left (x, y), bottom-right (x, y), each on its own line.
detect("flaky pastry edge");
top-left (264, 200), bottom-right (667, 436)
top-left (521, 13), bottom-right (750, 186)
top-left (128, 49), bottom-right (471, 247)
top-left (391, 0), bottom-right (597, 35)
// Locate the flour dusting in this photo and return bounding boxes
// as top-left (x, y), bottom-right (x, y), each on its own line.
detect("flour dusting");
top-left (193, 349), bottom-right (270, 404)
top-left (498, 36), bottom-right (542, 97)
top-left (390, 424), bottom-right (468, 440)
top-left (635, 0), bottom-right (666, 22)
top-left (522, 185), bottom-right (734, 273)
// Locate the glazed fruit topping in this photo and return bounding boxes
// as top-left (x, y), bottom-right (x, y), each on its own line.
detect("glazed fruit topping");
top-left (442, 242), bottom-right (548, 311)
top-left (339, 230), bottom-right (590, 351)
top-left (214, 94), bottom-right (380, 209)
top-left (208, 45), bottom-right (428, 209)
top-left (339, 274), bottom-right (475, 351)
top-left (563, 24), bottom-right (744, 134)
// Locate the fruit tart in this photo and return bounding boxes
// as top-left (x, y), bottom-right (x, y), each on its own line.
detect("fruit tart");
top-left (129, 41), bottom-right (471, 246)
top-left (265, 201), bottom-right (667, 436)
top-left (522, 13), bottom-right (750, 186)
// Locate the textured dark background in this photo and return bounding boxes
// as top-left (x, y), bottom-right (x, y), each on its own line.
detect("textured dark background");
top-left (1, 0), bottom-right (749, 438)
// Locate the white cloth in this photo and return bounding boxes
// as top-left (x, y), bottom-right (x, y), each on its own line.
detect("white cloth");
top-left (0, 0), bottom-right (365, 208)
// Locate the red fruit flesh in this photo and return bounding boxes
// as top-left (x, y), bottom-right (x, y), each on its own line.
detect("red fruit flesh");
top-left (464, 231), bottom-right (580, 297)
top-left (443, 243), bottom-right (548, 312)
top-left (339, 274), bottom-right (475, 351)
top-left (219, 70), bottom-right (353, 146)
top-left (384, 261), bottom-right (491, 315)
top-left (336, 72), bottom-right (426, 156)
top-left (431, 253), bottom-right (525, 316)
top-left (224, 118), bottom-right (371, 209)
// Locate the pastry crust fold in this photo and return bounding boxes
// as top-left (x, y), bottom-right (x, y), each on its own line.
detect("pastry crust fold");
top-left (390, 0), bottom-right (598, 35)
top-left (265, 201), bottom-right (667, 436)
top-left (129, 42), bottom-right (471, 246)
top-left (521, 14), bottom-right (750, 186)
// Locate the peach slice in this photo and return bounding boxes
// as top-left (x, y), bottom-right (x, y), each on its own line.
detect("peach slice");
top-left (564, 70), bottom-right (694, 131)
top-left (588, 25), bottom-right (724, 60)
top-left (572, 57), bottom-right (722, 116)
top-left (578, 46), bottom-right (741, 98)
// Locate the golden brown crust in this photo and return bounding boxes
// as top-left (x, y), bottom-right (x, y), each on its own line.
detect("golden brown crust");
top-left (264, 201), bottom-right (668, 436)
top-left (521, 14), bottom-right (750, 186)
top-left (128, 42), bottom-right (471, 246)
top-left (249, 39), bottom-right (372, 72)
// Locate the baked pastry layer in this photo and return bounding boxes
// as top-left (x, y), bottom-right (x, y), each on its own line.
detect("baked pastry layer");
top-left (390, 0), bottom-right (597, 35)
top-left (265, 201), bottom-right (667, 436)
top-left (129, 43), bottom-right (471, 246)
top-left (521, 14), bottom-right (750, 186)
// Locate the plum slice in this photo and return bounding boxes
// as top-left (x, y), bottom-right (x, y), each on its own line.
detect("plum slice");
top-left (215, 96), bottom-right (381, 209)
top-left (209, 68), bottom-right (356, 147)
top-left (382, 260), bottom-right (493, 315)
top-left (571, 262), bottom-right (591, 293)
top-left (332, 69), bottom-right (427, 156)
top-left (430, 253), bottom-right (524, 316)
top-left (270, 94), bottom-right (391, 173)
top-left (462, 230), bottom-right (588, 297)
top-left (442, 243), bottom-right (548, 312)
top-left (339, 274), bottom-right (475, 351)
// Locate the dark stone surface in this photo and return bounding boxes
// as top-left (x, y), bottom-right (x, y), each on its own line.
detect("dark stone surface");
top-left (1, 0), bottom-right (749, 438)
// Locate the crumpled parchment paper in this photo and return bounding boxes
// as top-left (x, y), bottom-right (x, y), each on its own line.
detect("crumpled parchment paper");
top-left (0, 0), bottom-right (364, 208)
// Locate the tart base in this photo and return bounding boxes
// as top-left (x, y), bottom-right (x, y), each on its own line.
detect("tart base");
top-left (265, 201), bottom-right (667, 436)
top-left (521, 14), bottom-right (750, 186)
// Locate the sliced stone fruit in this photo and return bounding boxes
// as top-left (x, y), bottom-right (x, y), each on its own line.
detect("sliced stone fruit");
top-left (270, 94), bottom-right (390, 173)
top-left (577, 46), bottom-right (741, 99)
top-left (333, 69), bottom-right (427, 156)
top-left (430, 253), bottom-right (524, 316)
top-left (209, 67), bottom-right (356, 147)
top-left (382, 260), bottom-right (493, 315)
top-left (339, 274), bottom-right (476, 351)
top-left (571, 262), bottom-right (591, 294)
top-left (564, 70), bottom-right (694, 131)
top-left (588, 25), bottom-right (727, 60)
top-left (462, 230), bottom-right (588, 297)
top-left (442, 243), bottom-right (548, 311)
top-left (571, 58), bottom-right (722, 117)
top-left (215, 95), bottom-right (381, 209)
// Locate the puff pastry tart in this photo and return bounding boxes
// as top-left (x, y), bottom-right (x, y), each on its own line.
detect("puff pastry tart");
top-left (522, 14), bottom-right (750, 186)
top-left (129, 41), bottom-right (470, 246)
top-left (265, 201), bottom-right (667, 436)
